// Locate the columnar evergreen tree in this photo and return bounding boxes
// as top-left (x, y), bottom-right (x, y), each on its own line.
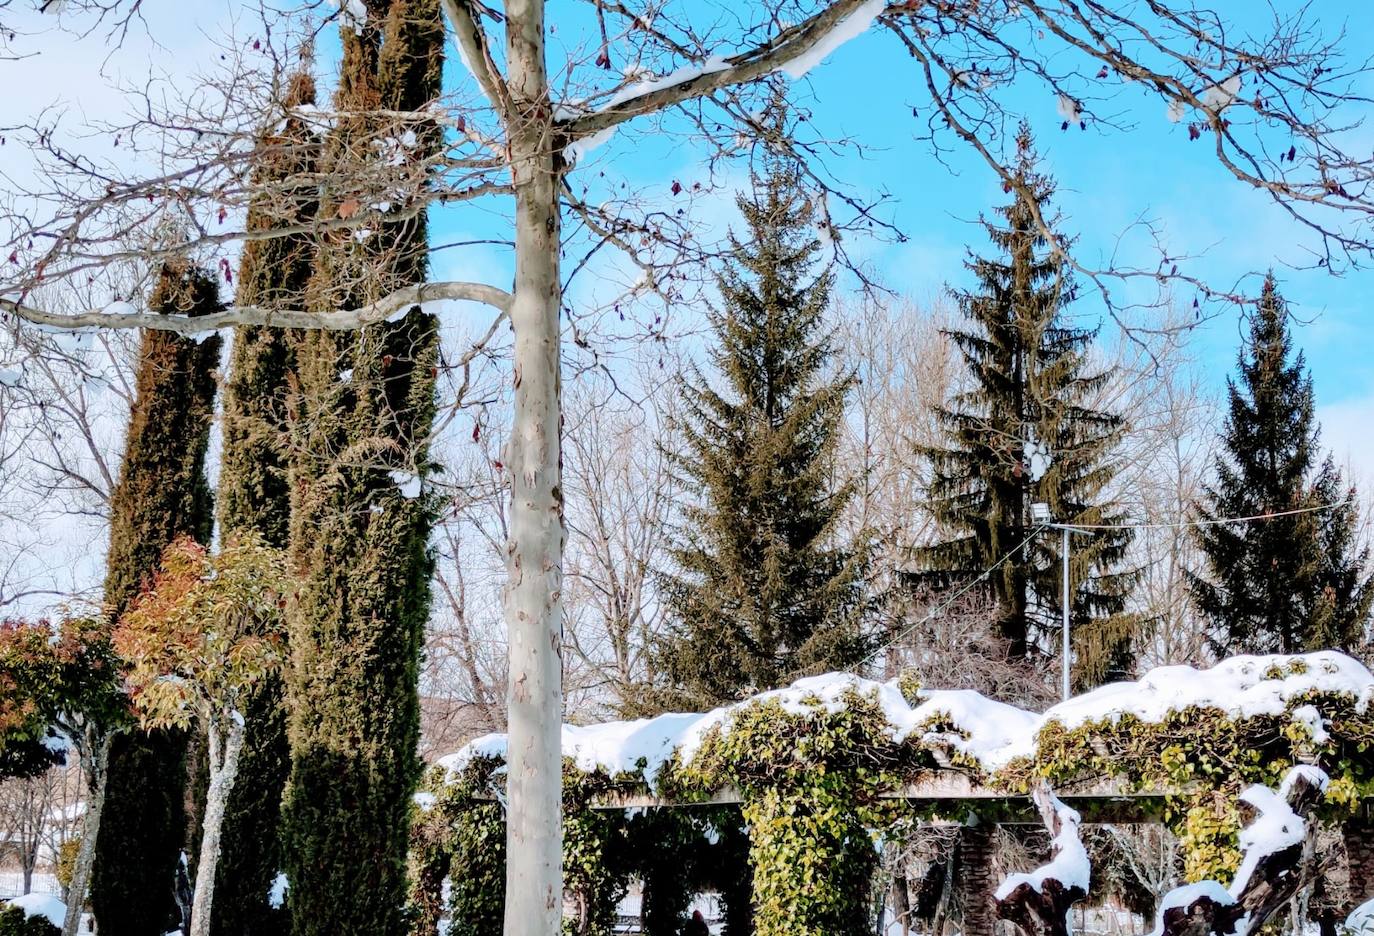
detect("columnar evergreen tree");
top-left (656, 152), bottom-right (867, 711)
top-left (91, 260), bottom-right (223, 936)
top-left (210, 64), bottom-right (319, 936)
top-left (913, 127), bottom-right (1136, 690)
top-left (1189, 276), bottom-right (1373, 655)
top-left (280, 2), bottom-right (443, 934)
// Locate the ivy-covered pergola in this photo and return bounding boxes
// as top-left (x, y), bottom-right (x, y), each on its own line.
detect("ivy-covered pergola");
top-left (410, 652), bottom-right (1374, 936)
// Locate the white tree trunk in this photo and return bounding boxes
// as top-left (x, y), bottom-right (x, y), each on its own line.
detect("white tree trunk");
top-left (502, 2), bottom-right (565, 934)
top-left (189, 717), bottom-right (246, 936)
top-left (64, 733), bottom-right (112, 936)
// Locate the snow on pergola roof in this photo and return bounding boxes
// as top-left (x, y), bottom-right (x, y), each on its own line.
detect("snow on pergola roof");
top-left (438, 650), bottom-right (1374, 801)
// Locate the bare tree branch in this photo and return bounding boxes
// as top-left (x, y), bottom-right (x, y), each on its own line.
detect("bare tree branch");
top-left (3, 279), bottom-right (512, 333)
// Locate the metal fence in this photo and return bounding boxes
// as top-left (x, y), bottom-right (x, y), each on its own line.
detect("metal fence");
top-left (0, 869), bottom-right (62, 901)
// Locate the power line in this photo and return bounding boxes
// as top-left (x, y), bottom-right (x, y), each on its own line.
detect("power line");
top-left (860, 523), bottom-right (1047, 669)
top-left (864, 497), bottom-right (1353, 671)
top-left (1052, 498), bottom-right (1352, 532)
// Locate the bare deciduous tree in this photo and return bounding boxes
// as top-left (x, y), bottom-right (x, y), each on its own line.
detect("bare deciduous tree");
top-left (562, 371), bottom-right (678, 716)
top-left (1107, 323), bottom-right (1219, 669)
top-left (0, 768), bottom-right (74, 896)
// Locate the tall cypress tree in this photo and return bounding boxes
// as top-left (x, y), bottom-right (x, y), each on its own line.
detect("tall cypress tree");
top-left (913, 126), bottom-right (1137, 690)
top-left (92, 260), bottom-right (223, 936)
top-left (210, 64), bottom-right (319, 936)
top-left (1189, 276), bottom-right (1373, 654)
top-left (656, 153), bottom-right (867, 711)
top-left (280, 2), bottom-right (443, 933)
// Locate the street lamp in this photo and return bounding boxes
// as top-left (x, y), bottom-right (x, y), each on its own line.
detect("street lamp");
top-left (1032, 502), bottom-right (1088, 702)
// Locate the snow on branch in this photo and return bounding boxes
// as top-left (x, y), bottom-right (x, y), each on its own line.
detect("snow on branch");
top-left (1228, 765), bottom-right (1328, 898)
top-left (1152, 765), bottom-right (1328, 936)
top-left (439, 0), bottom-right (512, 115)
top-left (2, 279), bottom-right (513, 335)
top-left (996, 781), bottom-right (1090, 936)
top-left (1349, 898), bottom-right (1374, 936)
top-left (777, 0), bottom-right (886, 80)
top-left (555, 0), bottom-right (888, 144)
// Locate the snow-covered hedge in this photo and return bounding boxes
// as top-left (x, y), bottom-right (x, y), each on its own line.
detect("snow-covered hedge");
top-left (416, 652), bottom-right (1374, 935)
top-left (0, 895), bottom-right (63, 936)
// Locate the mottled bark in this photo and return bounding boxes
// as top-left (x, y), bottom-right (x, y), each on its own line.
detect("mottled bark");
top-left (189, 719), bottom-right (246, 936)
top-left (502, 1), bottom-right (566, 929)
top-left (64, 734), bottom-right (112, 936)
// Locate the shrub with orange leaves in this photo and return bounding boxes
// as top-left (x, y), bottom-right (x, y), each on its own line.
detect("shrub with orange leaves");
top-left (113, 534), bottom-right (289, 734)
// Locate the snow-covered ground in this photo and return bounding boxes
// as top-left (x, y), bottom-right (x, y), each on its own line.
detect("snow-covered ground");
top-left (0, 872), bottom-right (98, 935)
top-left (0, 885), bottom-right (96, 935)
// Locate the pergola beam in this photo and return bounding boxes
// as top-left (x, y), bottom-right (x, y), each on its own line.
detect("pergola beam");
top-left (470, 774), bottom-right (1201, 822)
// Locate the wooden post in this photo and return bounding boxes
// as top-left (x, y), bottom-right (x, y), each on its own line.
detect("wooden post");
top-left (1343, 808), bottom-right (1374, 913)
top-left (959, 821), bottom-right (998, 936)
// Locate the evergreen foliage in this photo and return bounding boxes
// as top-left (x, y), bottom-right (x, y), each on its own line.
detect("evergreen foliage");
top-left (280, 2), bottom-right (444, 933)
top-left (211, 63), bottom-right (319, 936)
top-left (1189, 276), bottom-right (1373, 654)
top-left (412, 769), bottom-right (749, 936)
top-left (656, 151), bottom-right (867, 710)
top-left (0, 617), bottom-right (127, 776)
top-left (913, 126), bottom-right (1136, 689)
top-left (0, 619), bottom-right (69, 779)
top-left (91, 259), bottom-right (222, 936)
top-left (100, 261), bottom-right (222, 619)
top-left (0, 906), bottom-right (60, 936)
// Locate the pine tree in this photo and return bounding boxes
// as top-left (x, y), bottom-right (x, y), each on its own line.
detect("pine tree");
top-left (1189, 276), bottom-right (1373, 655)
top-left (913, 126), bottom-right (1137, 691)
top-left (91, 260), bottom-right (223, 936)
top-left (280, 2), bottom-right (443, 933)
top-left (656, 152), bottom-right (867, 711)
top-left (209, 64), bottom-right (319, 936)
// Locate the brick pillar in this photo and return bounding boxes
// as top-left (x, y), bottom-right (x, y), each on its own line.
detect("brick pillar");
top-left (1344, 811), bottom-right (1374, 912)
top-left (960, 821), bottom-right (998, 936)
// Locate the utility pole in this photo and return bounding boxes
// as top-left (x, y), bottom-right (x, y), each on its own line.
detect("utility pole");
top-left (1032, 502), bottom-right (1087, 702)
top-left (1060, 524), bottom-right (1070, 702)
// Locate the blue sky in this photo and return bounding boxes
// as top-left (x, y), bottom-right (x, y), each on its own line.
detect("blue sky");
top-left (6, 0), bottom-right (1372, 466)
top-left (15, 0), bottom-right (1366, 411)
top-left (421, 0), bottom-right (1374, 468)
top-left (0, 0), bottom-right (1369, 614)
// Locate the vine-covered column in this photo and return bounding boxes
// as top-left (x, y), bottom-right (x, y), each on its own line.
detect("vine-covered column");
top-left (666, 691), bottom-right (924, 936)
top-left (741, 782), bottom-right (878, 936)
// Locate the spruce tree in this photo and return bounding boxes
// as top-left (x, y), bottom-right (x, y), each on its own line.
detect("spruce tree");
top-left (91, 260), bottom-right (223, 936)
top-left (913, 126), bottom-right (1137, 690)
top-left (209, 65), bottom-right (319, 936)
top-left (1189, 276), bottom-right (1373, 655)
top-left (280, 2), bottom-right (443, 933)
top-left (1309, 457), bottom-right (1374, 650)
top-left (656, 152), bottom-right (867, 710)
